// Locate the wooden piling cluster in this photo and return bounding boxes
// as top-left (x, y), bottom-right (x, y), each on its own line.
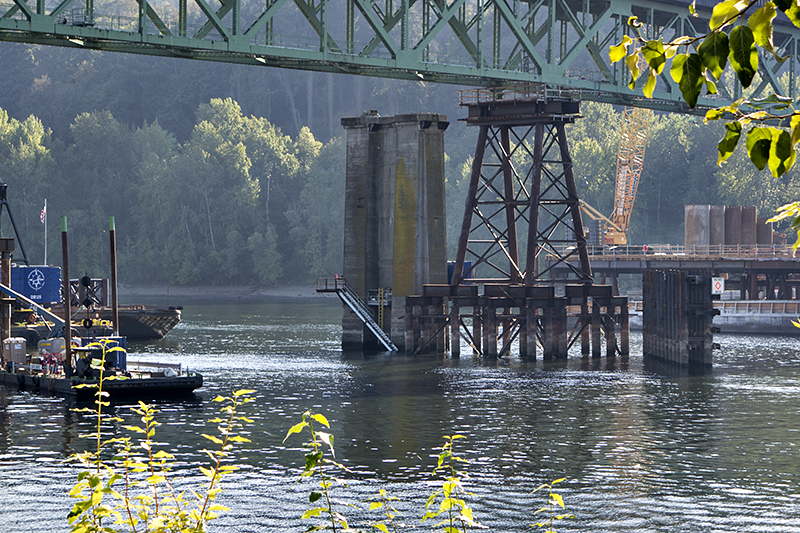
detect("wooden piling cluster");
top-left (405, 283), bottom-right (629, 359)
top-left (642, 269), bottom-right (719, 367)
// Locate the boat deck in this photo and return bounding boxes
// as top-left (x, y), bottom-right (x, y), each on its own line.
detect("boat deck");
top-left (0, 371), bottom-right (203, 400)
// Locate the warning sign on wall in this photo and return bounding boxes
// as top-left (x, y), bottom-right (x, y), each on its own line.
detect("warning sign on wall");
top-left (711, 277), bottom-right (725, 295)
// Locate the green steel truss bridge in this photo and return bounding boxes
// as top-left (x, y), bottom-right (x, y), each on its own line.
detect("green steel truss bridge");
top-left (1, 0), bottom-right (798, 113)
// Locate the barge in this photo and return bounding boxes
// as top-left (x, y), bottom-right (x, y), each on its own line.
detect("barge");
top-left (629, 299), bottom-right (800, 335)
top-left (0, 370), bottom-right (202, 400)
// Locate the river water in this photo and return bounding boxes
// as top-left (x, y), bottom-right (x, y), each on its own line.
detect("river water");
top-left (0, 295), bottom-right (799, 532)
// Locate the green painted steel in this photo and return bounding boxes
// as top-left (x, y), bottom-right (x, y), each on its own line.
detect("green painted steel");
top-left (0, 0), bottom-right (797, 114)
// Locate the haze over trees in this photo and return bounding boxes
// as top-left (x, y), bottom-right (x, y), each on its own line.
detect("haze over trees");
top-left (0, 42), bottom-right (798, 286)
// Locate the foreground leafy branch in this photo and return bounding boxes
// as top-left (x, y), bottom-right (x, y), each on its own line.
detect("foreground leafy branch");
top-left (532, 478), bottom-right (574, 533)
top-left (610, 0), bottom-right (800, 179)
top-left (67, 380), bottom-right (254, 533)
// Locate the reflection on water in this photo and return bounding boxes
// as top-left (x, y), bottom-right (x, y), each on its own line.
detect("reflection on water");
top-left (1, 296), bottom-right (800, 531)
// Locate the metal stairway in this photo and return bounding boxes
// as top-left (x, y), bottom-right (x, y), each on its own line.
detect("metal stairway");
top-left (316, 277), bottom-right (398, 351)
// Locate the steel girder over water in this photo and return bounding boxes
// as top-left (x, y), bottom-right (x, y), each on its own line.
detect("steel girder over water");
top-left (1, 0), bottom-right (799, 112)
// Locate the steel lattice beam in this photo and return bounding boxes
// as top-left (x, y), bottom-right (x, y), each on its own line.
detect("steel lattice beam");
top-left (1, 0), bottom-right (798, 113)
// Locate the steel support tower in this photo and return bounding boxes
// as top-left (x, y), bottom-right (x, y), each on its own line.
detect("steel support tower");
top-left (450, 86), bottom-right (591, 287)
top-left (405, 87), bottom-right (628, 360)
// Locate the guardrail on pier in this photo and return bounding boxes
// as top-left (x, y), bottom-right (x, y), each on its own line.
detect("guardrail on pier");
top-left (551, 244), bottom-right (796, 261)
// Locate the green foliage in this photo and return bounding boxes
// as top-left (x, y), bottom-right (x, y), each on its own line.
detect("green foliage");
top-left (283, 410), bottom-right (353, 532)
top-left (608, 0), bottom-right (800, 246)
top-left (422, 435), bottom-right (485, 533)
top-left (769, 201), bottom-right (800, 250)
top-left (67, 361), bottom-right (254, 533)
top-left (531, 478), bottom-right (574, 533)
top-left (366, 489), bottom-right (402, 533)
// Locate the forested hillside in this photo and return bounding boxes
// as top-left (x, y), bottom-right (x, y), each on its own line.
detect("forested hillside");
top-left (0, 41), bottom-right (797, 286)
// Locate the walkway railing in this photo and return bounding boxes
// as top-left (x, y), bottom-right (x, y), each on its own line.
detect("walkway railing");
top-left (630, 300), bottom-right (800, 315)
top-left (572, 244), bottom-right (797, 261)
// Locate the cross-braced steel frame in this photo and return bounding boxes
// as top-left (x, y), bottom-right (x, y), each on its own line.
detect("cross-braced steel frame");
top-left (450, 88), bottom-right (591, 287)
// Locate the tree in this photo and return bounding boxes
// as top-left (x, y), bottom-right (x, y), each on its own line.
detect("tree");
top-left (0, 108), bottom-right (56, 264)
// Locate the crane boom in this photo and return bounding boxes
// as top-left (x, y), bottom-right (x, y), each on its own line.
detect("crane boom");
top-left (604, 107), bottom-right (653, 245)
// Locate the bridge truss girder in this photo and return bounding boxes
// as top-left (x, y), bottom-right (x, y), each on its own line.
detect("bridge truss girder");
top-left (1, 0), bottom-right (798, 113)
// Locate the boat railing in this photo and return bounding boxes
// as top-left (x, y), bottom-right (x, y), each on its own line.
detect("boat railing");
top-left (127, 360), bottom-right (182, 376)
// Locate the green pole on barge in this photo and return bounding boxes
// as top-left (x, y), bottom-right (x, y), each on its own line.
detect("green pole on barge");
top-left (0, 238), bottom-right (14, 346)
top-left (109, 217), bottom-right (119, 337)
top-left (61, 216), bottom-right (72, 378)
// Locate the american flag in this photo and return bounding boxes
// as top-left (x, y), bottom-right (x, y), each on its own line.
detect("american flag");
top-left (40, 201), bottom-right (46, 223)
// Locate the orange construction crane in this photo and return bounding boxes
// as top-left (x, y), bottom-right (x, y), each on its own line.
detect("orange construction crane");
top-left (604, 106), bottom-right (652, 245)
top-left (581, 107), bottom-right (652, 246)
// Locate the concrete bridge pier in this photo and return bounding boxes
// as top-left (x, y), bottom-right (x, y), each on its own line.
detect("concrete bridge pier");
top-left (340, 112), bottom-right (449, 351)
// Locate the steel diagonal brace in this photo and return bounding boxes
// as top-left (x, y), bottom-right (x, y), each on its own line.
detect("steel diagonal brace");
top-left (49, 0), bottom-right (74, 19)
top-left (750, 48), bottom-right (790, 99)
top-left (492, 0), bottom-right (545, 72)
top-left (294, 0), bottom-right (343, 53)
top-left (244, 0), bottom-right (291, 39)
top-left (558, 2), bottom-right (613, 71)
top-left (136, 0), bottom-right (172, 36)
top-left (353, 0), bottom-right (400, 58)
top-left (472, 211), bottom-right (523, 279)
top-left (193, 0), bottom-right (232, 40)
top-left (357, 0), bottom-right (420, 57)
top-left (9, 0), bottom-right (33, 20)
top-left (436, 0), bottom-right (480, 64)
top-left (413, 0), bottom-right (467, 57)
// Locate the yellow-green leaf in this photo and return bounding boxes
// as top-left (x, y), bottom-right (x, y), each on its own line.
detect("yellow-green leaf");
top-left (626, 53), bottom-right (641, 89)
top-left (302, 507), bottom-right (323, 519)
top-left (748, 2), bottom-right (777, 51)
top-left (678, 53), bottom-right (704, 108)
top-left (153, 450), bottom-right (174, 459)
top-left (790, 115), bottom-right (800, 147)
top-left (717, 121), bottom-right (742, 165)
top-left (746, 126), bottom-right (773, 170)
top-left (697, 31), bottom-right (729, 80)
top-left (202, 433), bottom-right (225, 445)
top-left (670, 53), bottom-right (688, 83)
top-left (310, 413), bottom-right (330, 428)
top-left (729, 25), bottom-right (758, 88)
top-left (769, 128), bottom-right (797, 177)
top-left (643, 70), bottom-right (657, 98)
top-left (641, 39), bottom-right (667, 74)
top-left (710, 0), bottom-right (749, 30)
top-left (787, 2), bottom-right (800, 28)
top-left (283, 421), bottom-right (307, 443)
top-left (609, 35), bottom-right (632, 63)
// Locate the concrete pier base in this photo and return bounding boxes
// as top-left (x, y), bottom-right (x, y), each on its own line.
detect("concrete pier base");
top-left (340, 112), bottom-right (449, 350)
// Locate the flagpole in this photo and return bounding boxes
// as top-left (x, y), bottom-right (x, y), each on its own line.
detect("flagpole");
top-left (43, 199), bottom-right (47, 265)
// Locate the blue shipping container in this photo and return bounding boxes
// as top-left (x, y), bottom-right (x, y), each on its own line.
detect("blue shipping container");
top-left (81, 336), bottom-right (127, 371)
top-left (11, 266), bottom-right (62, 304)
